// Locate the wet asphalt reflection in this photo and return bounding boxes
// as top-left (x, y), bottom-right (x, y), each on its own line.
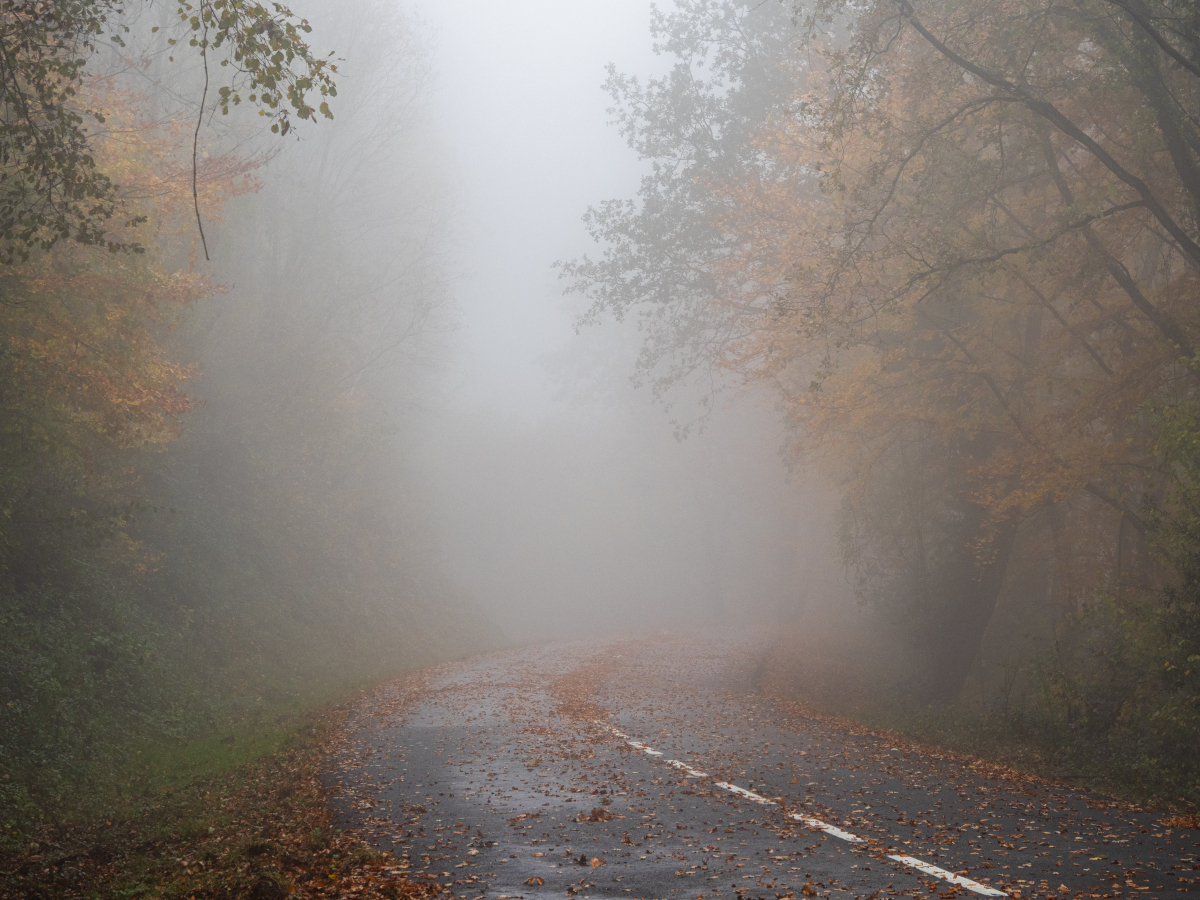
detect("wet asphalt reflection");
top-left (327, 635), bottom-right (1200, 899)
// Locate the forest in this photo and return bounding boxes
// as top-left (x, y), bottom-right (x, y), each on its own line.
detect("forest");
top-left (0, 0), bottom-right (485, 847)
top-left (3, 1), bottom-right (1200, 890)
top-left (565, 0), bottom-right (1200, 802)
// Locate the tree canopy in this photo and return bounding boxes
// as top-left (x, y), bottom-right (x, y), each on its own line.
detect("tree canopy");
top-left (0, 1), bottom-right (483, 831)
top-left (567, 0), bottom-right (1200, 727)
top-left (0, 0), bottom-right (336, 262)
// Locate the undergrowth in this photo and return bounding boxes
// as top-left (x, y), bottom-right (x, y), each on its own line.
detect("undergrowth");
top-left (0, 694), bottom-right (441, 900)
top-left (758, 611), bottom-right (1200, 811)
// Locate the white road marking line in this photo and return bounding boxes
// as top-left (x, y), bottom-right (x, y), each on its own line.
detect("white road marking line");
top-left (666, 759), bottom-right (708, 778)
top-left (604, 724), bottom-right (1007, 898)
top-left (787, 813), bottom-right (865, 843)
top-left (888, 855), bottom-right (1007, 898)
top-left (714, 781), bottom-right (775, 805)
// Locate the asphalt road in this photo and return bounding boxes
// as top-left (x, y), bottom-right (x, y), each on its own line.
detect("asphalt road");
top-left (325, 634), bottom-right (1200, 900)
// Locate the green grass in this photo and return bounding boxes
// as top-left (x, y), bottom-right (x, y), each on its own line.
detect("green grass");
top-left (131, 699), bottom-right (334, 794)
top-left (5, 669), bottom-right (397, 844)
top-left (0, 674), bottom-right (435, 900)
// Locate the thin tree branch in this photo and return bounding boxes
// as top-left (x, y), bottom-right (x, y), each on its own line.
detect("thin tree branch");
top-left (1036, 128), bottom-right (1195, 359)
top-left (193, 1), bottom-right (211, 262)
top-left (1085, 481), bottom-right (1148, 534)
top-left (893, 0), bottom-right (1200, 269)
top-left (1103, 0), bottom-right (1200, 79)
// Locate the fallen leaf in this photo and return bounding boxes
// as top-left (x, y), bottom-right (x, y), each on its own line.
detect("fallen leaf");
top-left (577, 807), bottom-right (616, 823)
top-left (1160, 815), bottom-right (1200, 829)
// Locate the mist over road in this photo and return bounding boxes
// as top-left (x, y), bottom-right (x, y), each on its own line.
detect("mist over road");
top-left (328, 637), bottom-right (1197, 899)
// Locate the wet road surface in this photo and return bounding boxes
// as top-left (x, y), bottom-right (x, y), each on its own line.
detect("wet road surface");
top-left (326, 634), bottom-right (1200, 899)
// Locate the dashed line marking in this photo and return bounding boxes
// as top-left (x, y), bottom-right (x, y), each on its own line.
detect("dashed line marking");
top-left (788, 813), bottom-right (865, 844)
top-left (888, 855), bottom-right (1007, 898)
top-left (666, 759), bottom-right (708, 778)
top-left (714, 780), bottom-right (775, 804)
top-left (605, 724), bottom-right (1007, 898)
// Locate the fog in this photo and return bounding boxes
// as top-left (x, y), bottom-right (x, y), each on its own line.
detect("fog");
top-left (398, 0), bottom-right (847, 637)
top-left (11, 0), bottom-right (1200, 826)
top-left (169, 0), bottom-right (1190, 721)
top-left (416, 0), bottom-right (653, 411)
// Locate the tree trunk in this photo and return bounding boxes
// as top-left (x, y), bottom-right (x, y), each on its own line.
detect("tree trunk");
top-left (920, 508), bottom-right (1020, 706)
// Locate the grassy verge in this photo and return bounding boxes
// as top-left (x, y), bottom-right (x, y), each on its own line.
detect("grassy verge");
top-left (756, 625), bottom-right (1199, 811)
top-left (0, 687), bottom-right (442, 900)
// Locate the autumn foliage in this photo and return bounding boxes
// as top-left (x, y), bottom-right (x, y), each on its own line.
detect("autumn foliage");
top-left (0, 63), bottom-right (254, 833)
top-left (568, 0), bottom-right (1200, 798)
top-left (1, 1), bottom-right (483, 846)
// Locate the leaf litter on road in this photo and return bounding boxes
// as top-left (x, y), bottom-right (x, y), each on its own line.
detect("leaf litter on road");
top-left (325, 635), bottom-right (1200, 900)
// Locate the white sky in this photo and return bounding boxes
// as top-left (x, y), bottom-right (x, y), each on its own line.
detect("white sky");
top-left (394, 0), bottom-right (846, 638)
top-left (417, 0), bottom-right (663, 415)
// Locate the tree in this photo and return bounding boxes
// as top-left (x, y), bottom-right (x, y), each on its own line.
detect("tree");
top-left (0, 67), bottom-right (234, 583)
top-left (132, 0), bottom-right (479, 719)
top-left (0, 3), bottom-right (486, 825)
top-left (0, 66), bottom-right (252, 820)
top-left (0, 0), bottom-right (336, 262)
top-left (567, 0), bottom-right (1200, 703)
